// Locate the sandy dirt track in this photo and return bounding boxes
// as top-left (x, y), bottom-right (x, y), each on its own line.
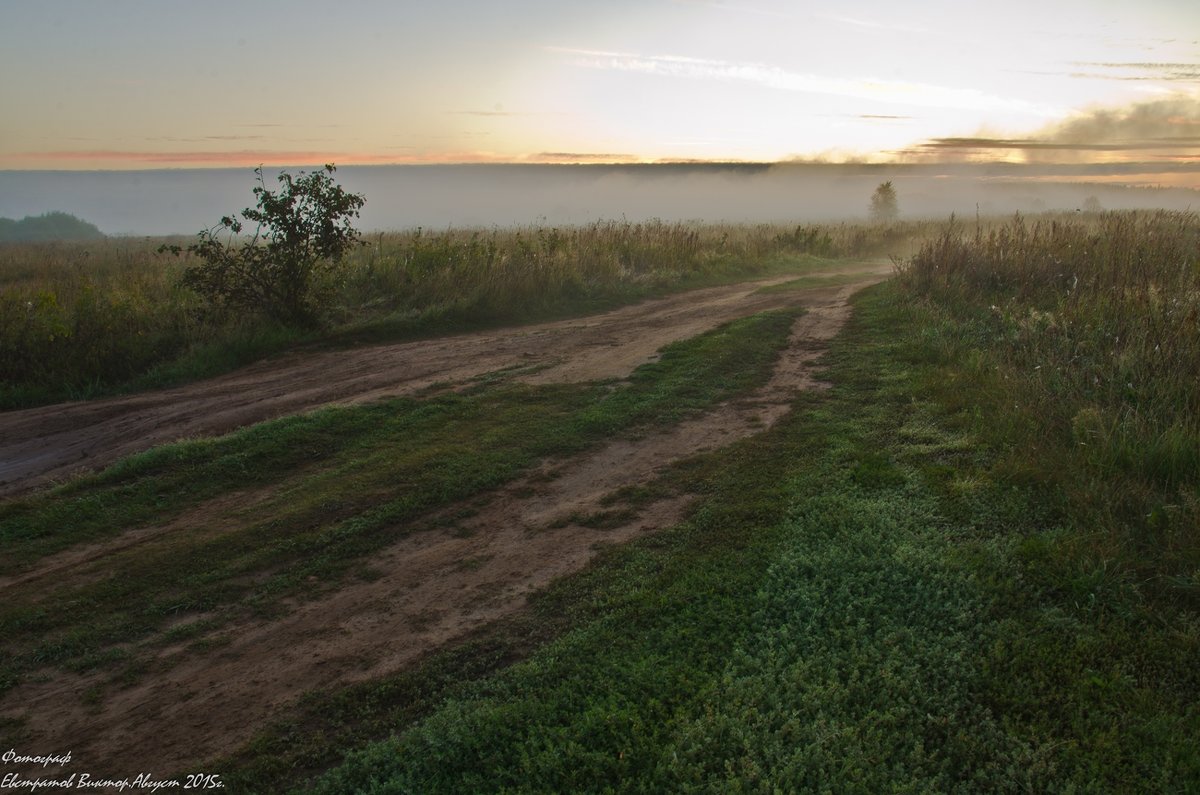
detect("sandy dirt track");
top-left (0, 265), bottom-right (888, 497)
top-left (0, 264), bottom-right (890, 775)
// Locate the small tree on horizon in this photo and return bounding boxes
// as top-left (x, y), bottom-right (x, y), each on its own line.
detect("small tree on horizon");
top-left (869, 181), bottom-right (899, 223)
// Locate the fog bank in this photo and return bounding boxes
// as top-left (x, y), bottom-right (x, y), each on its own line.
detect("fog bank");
top-left (1, 163), bottom-right (1196, 237)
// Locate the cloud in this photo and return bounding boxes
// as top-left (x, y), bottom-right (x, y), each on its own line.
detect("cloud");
top-left (528, 152), bottom-right (639, 163)
top-left (897, 95), bottom-right (1200, 164)
top-left (548, 46), bottom-right (1057, 115)
top-left (917, 137), bottom-right (1200, 152)
top-left (1071, 62), bottom-right (1200, 82)
top-left (144, 135), bottom-right (268, 143)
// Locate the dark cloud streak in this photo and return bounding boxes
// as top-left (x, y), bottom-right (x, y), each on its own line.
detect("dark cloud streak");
top-left (917, 137), bottom-right (1200, 152)
top-left (1070, 61), bottom-right (1200, 81)
top-left (900, 95), bottom-right (1200, 165)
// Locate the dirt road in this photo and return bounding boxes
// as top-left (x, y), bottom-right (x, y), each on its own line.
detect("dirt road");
top-left (0, 263), bottom-right (890, 774)
top-left (0, 264), bottom-right (889, 496)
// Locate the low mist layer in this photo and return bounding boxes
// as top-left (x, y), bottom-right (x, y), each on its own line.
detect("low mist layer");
top-left (1, 162), bottom-right (1197, 237)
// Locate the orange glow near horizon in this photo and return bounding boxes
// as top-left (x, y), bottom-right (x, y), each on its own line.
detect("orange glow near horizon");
top-left (2, 149), bottom-right (682, 170)
top-left (2, 149), bottom-right (515, 169)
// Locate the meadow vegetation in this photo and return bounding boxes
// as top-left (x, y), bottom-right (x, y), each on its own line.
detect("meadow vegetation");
top-left (0, 219), bottom-right (923, 408)
top-left (897, 211), bottom-right (1200, 596)
top-left (236, 219), bottom-right (1199, 789)
top-left (1, 210), bottom-right (1196, 790)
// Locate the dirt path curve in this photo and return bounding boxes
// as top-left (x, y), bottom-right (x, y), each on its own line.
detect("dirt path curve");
top-left (0, 263), bottom-right (889, 497)
top-left (1, 264), bottom-right (889, 776)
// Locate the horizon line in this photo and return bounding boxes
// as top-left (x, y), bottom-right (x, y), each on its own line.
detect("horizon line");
top-left (3, 159), bottom-right (1200, 175)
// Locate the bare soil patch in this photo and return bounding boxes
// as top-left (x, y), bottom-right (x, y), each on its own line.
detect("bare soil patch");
top-left (0, 266), bottom-right (887, 774)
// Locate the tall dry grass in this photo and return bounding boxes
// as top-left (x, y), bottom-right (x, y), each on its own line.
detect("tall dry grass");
top-left (0, 219), bottom-right (928, 408)
top-left (898, 211), bottom-right (1200, 593)
top-left (337, 220), bottom-right (923, 321)
top-left (0, 239), bottom-right (206, 402)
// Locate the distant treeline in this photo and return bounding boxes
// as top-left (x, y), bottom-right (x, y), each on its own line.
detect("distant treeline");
top-left (0, 212), bottom-right (104, 243)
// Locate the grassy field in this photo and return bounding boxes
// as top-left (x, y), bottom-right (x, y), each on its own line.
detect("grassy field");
top-left (275, 214), bottom-right (1195, 792)
top-left (2, 212), bottom-right (1197, 790)
top-left (897, 211), bottom-right (1199, 597)
top-left (0, 219), bottom-right (925, 409)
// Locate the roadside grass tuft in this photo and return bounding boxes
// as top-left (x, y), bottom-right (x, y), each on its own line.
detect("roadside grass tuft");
top-left (6, 212), bottom-right (1196, 789)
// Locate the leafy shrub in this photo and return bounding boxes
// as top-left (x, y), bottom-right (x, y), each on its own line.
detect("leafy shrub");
top-left (163, 165), bottom-right (365, 326)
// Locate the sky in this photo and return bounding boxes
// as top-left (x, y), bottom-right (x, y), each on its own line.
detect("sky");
top-left (1, 0), bottom-right (1198, 181)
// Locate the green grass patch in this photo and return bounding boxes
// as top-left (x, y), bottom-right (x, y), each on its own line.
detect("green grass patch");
top-left (753, 268), bottom-right (887, 293)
